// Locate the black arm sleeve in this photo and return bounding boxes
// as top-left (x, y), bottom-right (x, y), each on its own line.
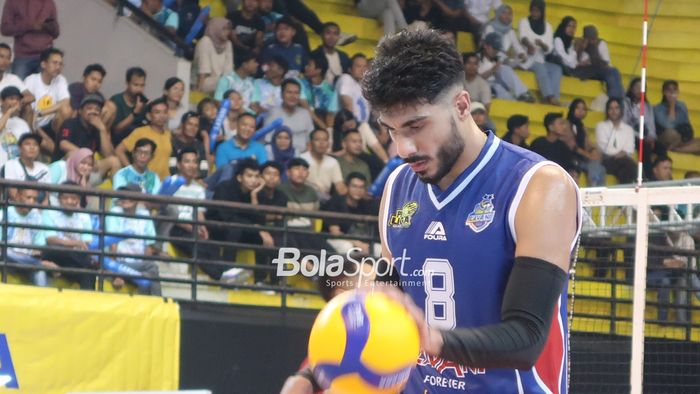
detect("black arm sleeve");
top-left (439, 256), bottom-right (568, 370)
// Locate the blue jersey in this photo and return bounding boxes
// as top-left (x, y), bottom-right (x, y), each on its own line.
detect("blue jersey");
top-left (381, 132), bottom-right (580, 394)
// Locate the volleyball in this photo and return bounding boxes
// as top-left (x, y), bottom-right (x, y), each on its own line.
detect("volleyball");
top-left (308, 290), bottom-right (420, 393)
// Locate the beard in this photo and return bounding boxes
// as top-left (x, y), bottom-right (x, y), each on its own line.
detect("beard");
top-left (415, 118), bottom-right (465, 185)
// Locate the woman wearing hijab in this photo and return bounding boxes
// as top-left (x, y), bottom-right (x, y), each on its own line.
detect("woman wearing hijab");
top-left (516, 0), bottom-right (562, 105)
top-left (48, 148), bottom-right (100, 207)
top-left (266, 127), bottom-right (295, 177)
top-left (483, 5), bottom-right (528, 69)
top-left (194, 17), bottom-right (234, 94)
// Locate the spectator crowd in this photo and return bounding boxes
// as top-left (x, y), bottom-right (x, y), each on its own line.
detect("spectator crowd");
top-left (0, 0), bottom-right (698, 293)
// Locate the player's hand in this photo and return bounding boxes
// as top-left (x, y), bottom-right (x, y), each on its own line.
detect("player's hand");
top-left (367, 286), bottom-right (444, 356)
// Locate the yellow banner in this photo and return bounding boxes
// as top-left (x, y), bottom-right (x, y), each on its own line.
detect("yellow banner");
top-left (0, 284), bottom-right (180, 394)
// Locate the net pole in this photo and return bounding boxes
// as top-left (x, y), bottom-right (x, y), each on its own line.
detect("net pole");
top-left (636, 0), bottom-right (650, 189)
top-left (630, 187), bottom-right (650, 394)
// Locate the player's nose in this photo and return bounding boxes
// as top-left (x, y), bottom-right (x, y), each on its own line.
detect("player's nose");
top-left (394, 135), bottom-right (418, 158)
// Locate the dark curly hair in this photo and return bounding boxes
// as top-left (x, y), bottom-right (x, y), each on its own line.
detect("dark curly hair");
top-left (362, 29), bottom-right (465, 112)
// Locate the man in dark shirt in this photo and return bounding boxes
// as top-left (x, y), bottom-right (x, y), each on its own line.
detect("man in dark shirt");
top-left (322, 172), bottom-right (378, 256)
top-left (531, 112), bottom-right (577, 173)
top-left (252, 161), bottom-right (288, 225)
top-left (170, 111), bottom-right (207, 177)
top-left (102, 67), bottom-right (148, 147)
top-left (56, 93), bottom-right (121, 174)
top-left (68, 64), bottom-right (106, 114)
top-left (502, 114), bottom-right (530, 149)
top-left (207, 158), bottom-right (277, 283)
top-left (261, 16), bottom-right (307, 76)
top-left (229, 0), bottom-right (265, 58)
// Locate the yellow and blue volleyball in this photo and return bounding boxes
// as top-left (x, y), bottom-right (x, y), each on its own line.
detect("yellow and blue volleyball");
top-left (308, 290), bottom-right (420, 394)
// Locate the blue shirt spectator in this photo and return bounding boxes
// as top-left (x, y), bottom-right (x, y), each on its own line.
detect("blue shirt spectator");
top-left (215, 113), bottom-right (268, 167)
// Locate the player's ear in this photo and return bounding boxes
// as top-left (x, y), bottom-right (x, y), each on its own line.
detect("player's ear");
top-left (455, 90), bottom-right (471, 120)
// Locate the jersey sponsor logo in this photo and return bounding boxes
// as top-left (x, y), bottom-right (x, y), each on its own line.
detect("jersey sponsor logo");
top-left (389, 201), bottom-right (418, 228)
top-left (465, 194), bottom-right (496, 233)
top-left (423, 221), bottom-right (447, 241)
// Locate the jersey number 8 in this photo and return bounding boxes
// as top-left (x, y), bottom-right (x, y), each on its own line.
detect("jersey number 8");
top-left (422, 258), bottom-right (456, 329)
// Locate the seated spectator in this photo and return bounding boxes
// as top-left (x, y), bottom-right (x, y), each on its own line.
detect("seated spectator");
top-left (251, 56), bottom-right (288, 115)
top-left (402, 0), bottom-right (442, 30)
top-left (463, 52), bottom-right (492, 113)
top-left (103, 67), bottom-right (149, 147)
top-left (261, 16), bottom-right (307, 77)
top-left (166, 147), bottom-right (222, 280)
top-left (56, 94), bottom-right (121, 174)
top-left (595, 97), bottom-right (636, 184)
top-left (48, 148), bottom-right (103, 208)
top-left (470, 101), bottom-right (490, 132)
top-left (116, 98), bottom-right (173, 180)
top-left (331, 109), bottom-right (357, 153)
top-left (336, 54), bottom-right (371, 124)
top-left (197, 96), bottom-right (218, 132)
top-left (301, 54), bottom-right (339, 129)
top-left (502, 114), bottom-right (530, 149)
top-left (174, 0), bottom-right (202, 40)
top-left (649, 155), bottom-right (673, 182)
top-left (214, 51), bottom-right (259, 108)
top-left (264, 78), bottom-right (314, 153)
top-left (222, 89), bottom-right (246, 140)
top-left (531, 112), bottom-right (576, 173)
top-left (624, 77), bottom-right (661, 176)
top-left (41, 182), bottom-right (96, 290)
top-left (323, 172), bottom-right (379, 255)
top-left (336, 128), bottom-right (372, 183)
top-left (270, 0), bottom-right (355, 52)
top-left (300, 128), bottom-right (347, 201)
top-left (355, 0), bottom-right (407, 37)
top-left (216, 112), bottom-right (267, 168)
top-left (653, 80), bottom-right (700, 154)
top-left (431, 0), bottom-right (481, 46)
top-left (567, 98), bottom-right (606, 186)
top-left (479, 33), bottom-right (534, 102)
top-left (106, 184), bottom-right (161, 296)
top-left (24, 47), bottom-right (71, 153)
top-left (171, 111), bottom-right (208, 177)
top-left (207, 159), bottom-right (277, 284)
top-left (278, 158), bottom-right (315, 216)
top-left (310, 22), bottom-right (351, 85)
top-left (140, 0), bottom-right (179, 35)
top-left (266, 126), bottom-right (295, 172)
top-left (0, 43), bottom-right (35, 111)
top-left (259, 0), bottom-right (283, 45)
top-left (112, 137), bottom-right (161, 194)
top-left (0, 0), bottom-right (59, 79)
top-left (194, 17), bottom-right (234, 94)
top-left (3, 133), bottom-right (50, 202)
top-left (252, 161), bottom-right (288, 211)
top-left (1, 187), bottom-right (57, 286)
top-left (228, 0), bottom-right (264, 58)
top-left (163, 77), bottom-right (187, 131)
top-left (465, 0), bottom-right (503, 27)
top-left (515, 1), bottom-right (561, 105)
top-left (68, 64), bottom-right (106, 115)
top-left (553, 18), bottom-right (623, 99)
top-left (0, 86), bottom-right (31, 167)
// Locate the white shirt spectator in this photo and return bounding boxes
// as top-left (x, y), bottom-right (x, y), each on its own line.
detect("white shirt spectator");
top-left (553, 37), bottom-right (579, 69)
top-left (300, 151), bottom-right (343, 199)
top-left (483, 24), bottom-right (529, 68)
top-left (169, 181), bottom-right (206, 221)
top-left (0, 72), bottom-right (26, 92)
top-left (42, 208), bottom-right (93, 243)
top-left (106, 206), bottom-right (156, 264)
top-left (24, 73), bottom-right (69, 128)
top-left (580, 40), bottom-right (613, 66)
top-left (3, 157), bottom-right (50, 183)
top-left (465, 75), bottom-right (492, 106)
top-left (336, 73), bottom-right (370, 123)
top-left (265, 105), bottom-right (315, 153)
top-left (595, 120), bottom-right (635, 156)
top-left (518, 17), bottom-right (554, 63)
top-left (0, 116), bottom-right (30, 167)
top-left (464, 0), bottom-right (502, 25)
top-left (194, 35), bottom-right (234, 94)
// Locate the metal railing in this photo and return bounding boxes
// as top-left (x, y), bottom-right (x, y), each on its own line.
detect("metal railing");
top-left (0, 179), bottom-right (379, 308)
